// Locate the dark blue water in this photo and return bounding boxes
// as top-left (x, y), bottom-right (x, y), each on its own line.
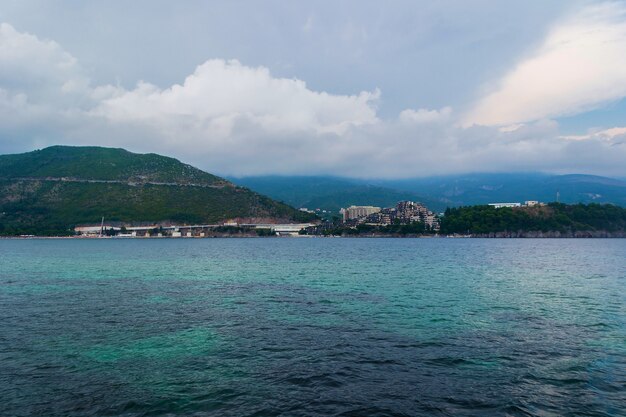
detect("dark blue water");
top-left (0, 238), bottom-right (624, 416)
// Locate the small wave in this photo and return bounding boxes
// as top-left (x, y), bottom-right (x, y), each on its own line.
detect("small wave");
top-left (355, 358), bottom-right (404, 366)
top-left (282, 373), bottom-right (343, 388)
top-left (426, 357), bottom-right (475, 367)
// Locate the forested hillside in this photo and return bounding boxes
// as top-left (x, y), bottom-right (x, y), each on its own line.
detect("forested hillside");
top-left (0, 146), bottom-right (315, 235)
top-left (440, 203), bottom-right (626, 236)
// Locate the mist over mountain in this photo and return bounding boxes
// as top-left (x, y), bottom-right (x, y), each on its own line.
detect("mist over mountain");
top-left (229, 176), bottom-right (439, 215)
top-left (232, 173), bottom-right (626, 213)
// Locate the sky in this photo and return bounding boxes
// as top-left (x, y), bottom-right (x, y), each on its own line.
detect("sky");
top-left (1, 0), bottom-right (626, 178)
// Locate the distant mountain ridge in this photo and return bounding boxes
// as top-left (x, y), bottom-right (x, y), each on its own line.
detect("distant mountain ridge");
top-left (230, 176), bottom-right (438, 215)
top-left (380, 173), bottom-right (626, 208)
top-left (232, 173), bottom-right (626, 212)
top-left (0, 146), bottom-right (315, 235)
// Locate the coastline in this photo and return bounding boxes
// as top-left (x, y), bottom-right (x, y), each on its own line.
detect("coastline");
top-left (2, 233), bottom-right (626, 239)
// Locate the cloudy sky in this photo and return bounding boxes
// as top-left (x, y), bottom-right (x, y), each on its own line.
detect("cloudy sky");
top-left (1, 0), bottom-right (626, 178)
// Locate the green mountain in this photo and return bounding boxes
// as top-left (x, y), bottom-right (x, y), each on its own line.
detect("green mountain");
top-left (0, 146), bottom-right (315, 236)
top-left (233, 173), bottom-right (626, 212)
top-left (0, 145), bottom-right (226, 185)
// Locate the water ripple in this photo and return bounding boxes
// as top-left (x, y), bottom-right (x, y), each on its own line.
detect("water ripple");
top-left (0, 238), bottom-right (624, 416)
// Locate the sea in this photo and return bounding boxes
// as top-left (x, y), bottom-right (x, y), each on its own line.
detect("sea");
top-left (0, 238), bottom-right (624, 416)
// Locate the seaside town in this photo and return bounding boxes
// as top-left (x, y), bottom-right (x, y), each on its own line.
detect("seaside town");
top-left (73, 199), bottom-right (546, 238)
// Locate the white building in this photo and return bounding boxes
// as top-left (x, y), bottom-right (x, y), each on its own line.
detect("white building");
top-left (342, 206), bottom-right (381, 222)
top-left (488, 203), bottom-right (521, 209)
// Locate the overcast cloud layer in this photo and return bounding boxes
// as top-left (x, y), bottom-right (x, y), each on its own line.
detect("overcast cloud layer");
top-left (1, 1), bottom-right (626, 178)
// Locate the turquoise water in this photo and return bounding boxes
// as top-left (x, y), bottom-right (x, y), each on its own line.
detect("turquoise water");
top-left (0, 238), bottom-right (624, 416)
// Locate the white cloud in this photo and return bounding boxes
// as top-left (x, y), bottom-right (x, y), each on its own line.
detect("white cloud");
top-left (93, 59), bottom-right (380, 136)
top-left (561, 126), bottom-right (626, 141)
top-left (498, 124), bottom-right (524, 133)
top-left (0, 23), bottom-right (90, 103)
top-left (399, 107), bottom-right (451, 124)
top-left (464, 2), bottom-right (626, 127)
top-left (1, 22), bottom-right (626, 178)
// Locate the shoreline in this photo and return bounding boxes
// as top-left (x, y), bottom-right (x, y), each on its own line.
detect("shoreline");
top-left (2, 234), bottom-right (625, 240)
